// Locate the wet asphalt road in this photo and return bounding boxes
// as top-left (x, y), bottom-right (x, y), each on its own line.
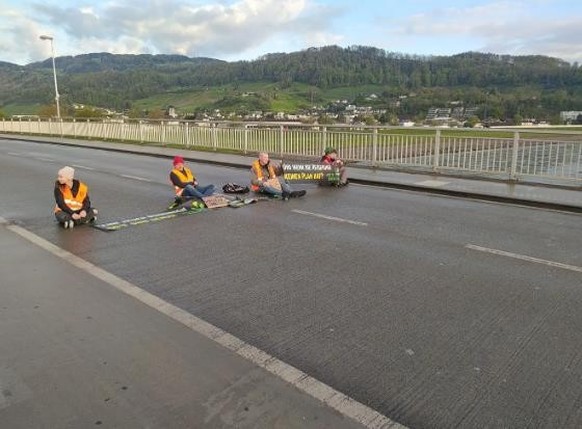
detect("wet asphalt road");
top-left (2, 138), bottom-right (582, 429)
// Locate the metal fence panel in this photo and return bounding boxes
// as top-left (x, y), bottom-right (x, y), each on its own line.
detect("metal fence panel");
top-left (1, 118), bottom-right (581, 183)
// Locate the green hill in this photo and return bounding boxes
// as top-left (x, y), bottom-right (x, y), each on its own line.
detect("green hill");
top-left (1, 46), bottom-right (581, 121)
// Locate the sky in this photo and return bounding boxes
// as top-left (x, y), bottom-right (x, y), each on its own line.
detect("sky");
top-left (1, 0), bottom-right (581, 66)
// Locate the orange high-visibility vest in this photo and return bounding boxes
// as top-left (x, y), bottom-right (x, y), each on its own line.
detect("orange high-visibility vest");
top-left (54, 182), bottom-right (88, 213)
top-left (251, 160), bottom-right (276, 191)
top-left (171, 167), bottom-right (195, 196)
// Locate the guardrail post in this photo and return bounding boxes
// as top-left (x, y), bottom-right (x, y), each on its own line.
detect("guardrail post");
top-left (73, 118), bottom-right (76, 138)
top-left (372, 128), bottom-right (378, 167)
top-left (279, 125), bottom-right (284, 157)
top-left (212, 123), bottom-right (217, 151)
top-left (59, 117), bottom-right (64, 138)
top-left (244, 124), bottom-right (248, 154)
top-left (509, 131), bottom-right (520, 180)
top-left (139, 120), bottom-right (144, 144)
top-left (184, 122), bottom-right (189, 147)
top-left (322, 126), bottom-right (327, 154)
top-left (433, 129), bottom-right (441, 171)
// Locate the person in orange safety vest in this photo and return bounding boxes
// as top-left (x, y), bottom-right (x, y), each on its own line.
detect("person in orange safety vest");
top-left (250, 152), bottom-right (306, 200)
top-left (54, 166), bottom-right (98, 229)
top-left (168, 156), bottom-right (216, 209)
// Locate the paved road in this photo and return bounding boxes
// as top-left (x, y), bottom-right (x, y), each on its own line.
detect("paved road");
top-left (2, 138), bottom-right (582, 428)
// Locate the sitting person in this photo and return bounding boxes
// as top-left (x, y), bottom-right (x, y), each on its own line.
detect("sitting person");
top-left (320, 147), bottom-right (348, 187)
top-left (250, 152), bottom-right (306, 199)
top-left (54, 166), bottom-right (98, 229)
top-left (169, 156), bottom-right (216, 209)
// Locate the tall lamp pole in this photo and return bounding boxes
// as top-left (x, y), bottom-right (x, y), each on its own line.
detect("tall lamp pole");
top-left (39, 35), bottom-right (61, 119)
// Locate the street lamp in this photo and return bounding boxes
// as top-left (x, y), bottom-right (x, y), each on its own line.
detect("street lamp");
top-left (39, 35), bottom-right (61, 119)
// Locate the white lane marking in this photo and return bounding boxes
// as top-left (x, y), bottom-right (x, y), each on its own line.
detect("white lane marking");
top-left (3, 222), bottom-right (403, 429)
top-left (120, 174), bottom-right (152, 182)
top-left (35, 157), bottom-right (55, 162)
top-left (72, 164), bottom-right (95, 171)
top-left (292, 209), bottom-right (368, 226)
top-left (7, 152), bottom-right (21, 156)
top-left (466, 244), bottom-right (582, 274)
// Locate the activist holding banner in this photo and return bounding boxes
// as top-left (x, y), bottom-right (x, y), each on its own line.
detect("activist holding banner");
top-left (54, 166), bottom-right (98, 229)
top-left (250, 152), bottom-right (306, 200)
top-left (320, 147), bottom-right (349, 187)
top-left (168, 156), bottom-right (216, 209)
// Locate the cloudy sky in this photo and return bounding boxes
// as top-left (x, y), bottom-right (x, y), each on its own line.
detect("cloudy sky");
top-left (1, 0), bottom-right (581, 65)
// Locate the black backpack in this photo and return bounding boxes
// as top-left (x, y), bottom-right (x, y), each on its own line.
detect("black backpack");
top-left (222, 183), bottom-right (250, 194)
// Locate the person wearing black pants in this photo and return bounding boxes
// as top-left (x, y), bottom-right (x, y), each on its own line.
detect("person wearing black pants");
top-left (54, 166), bottom-right (98, 229)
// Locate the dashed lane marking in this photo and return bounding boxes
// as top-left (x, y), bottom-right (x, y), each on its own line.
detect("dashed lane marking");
top-left (292, 209), bottom-right (368, 226)
top-left (120, 174), bottom-right (152, 182)
top-left (466, 244), bottom-right (582, 274)
top-left (2, 220), bottom-right (403, 429)
top-left (72, 164), bottom-right (95, 171)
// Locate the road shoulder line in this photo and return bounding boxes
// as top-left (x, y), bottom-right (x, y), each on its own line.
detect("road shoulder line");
top-left (4, 221), bottom-right (404, 429)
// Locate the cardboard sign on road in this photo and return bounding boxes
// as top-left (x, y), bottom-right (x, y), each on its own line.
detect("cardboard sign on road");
top-left (201, 194), bottom-right (231, 209)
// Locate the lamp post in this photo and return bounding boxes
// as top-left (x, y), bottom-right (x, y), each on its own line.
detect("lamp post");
top-left (39, 35), bottom-right (61, 119)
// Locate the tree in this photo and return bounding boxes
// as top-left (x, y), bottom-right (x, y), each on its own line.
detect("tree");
top-left (466, 115), bottom-right (480, 128)
top-left (576, 114), bottom-right (582, 125)
top-left (75, 107), bottom-right (104, 118)
top-left (37, 104), bottom-right (58, 118)
top-left (0, 109), bottom-right (6, 119)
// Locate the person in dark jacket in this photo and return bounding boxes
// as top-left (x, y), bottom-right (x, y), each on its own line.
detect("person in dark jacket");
top-left (54, 166), bottom-right (97, 229)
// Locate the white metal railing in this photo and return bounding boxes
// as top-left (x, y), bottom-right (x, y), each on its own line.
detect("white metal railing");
top-left (2, 118), bottom-right (581, 183)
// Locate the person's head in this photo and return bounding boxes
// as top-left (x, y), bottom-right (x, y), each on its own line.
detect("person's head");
top-left (258, 152), bottom-right (269, 166)
top-left (324, 147), bottom-right (337, 160)
top-left (173, 156), bottom-right (185, 169)
top-left (57, 166), bottom-right (75, 186)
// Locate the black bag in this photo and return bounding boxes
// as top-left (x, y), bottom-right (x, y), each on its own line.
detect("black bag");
top-left (222, 183), bottom-right (250, 194)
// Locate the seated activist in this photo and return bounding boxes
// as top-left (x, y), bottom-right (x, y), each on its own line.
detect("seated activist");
top-left (54, 166), bottom-right (98, 229)
top-left (320, 146), bottom-right (348, 187)
top-left (169, 156), bottom-right (216, 209)
top-left (250, 152), bottom-right (306, 199)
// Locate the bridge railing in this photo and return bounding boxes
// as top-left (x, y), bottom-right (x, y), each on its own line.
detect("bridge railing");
top-left (2, 118), bottom-right (581, 183)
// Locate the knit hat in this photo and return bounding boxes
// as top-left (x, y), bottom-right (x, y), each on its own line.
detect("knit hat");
top-left (324, 147), bottom-right (337, 155)
top-left (173, 156), bottom-right (184, 166)
top-left (58, 166), bottom-right (75, 180)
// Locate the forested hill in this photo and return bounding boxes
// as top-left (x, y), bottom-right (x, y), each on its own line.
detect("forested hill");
top-left (1, 45), bottom-right (581, 117)
top-left (26, 52), bottom-right (224, 73)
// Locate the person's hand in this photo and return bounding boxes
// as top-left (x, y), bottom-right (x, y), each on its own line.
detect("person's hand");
top-left (72, 213), bottom-right (81, 220)
top-left (79, 210), bottom-right (87, 218)
top-left (193, 181), bottom-right (199, 186)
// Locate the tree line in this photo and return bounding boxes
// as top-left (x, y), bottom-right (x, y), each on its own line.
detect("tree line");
top-left (1, 46), bottom-right (581, 122)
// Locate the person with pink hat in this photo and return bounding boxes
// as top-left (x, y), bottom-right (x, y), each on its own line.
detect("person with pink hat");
top-left (168, 156), bottom-right (216, 209)
top-left (54, 166), bottom-right (98, 229)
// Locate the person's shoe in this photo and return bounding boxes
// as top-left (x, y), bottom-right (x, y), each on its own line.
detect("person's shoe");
top-left (290, 190), bottom-right (306, 198)
top-left (89, 216), bottom-right (97, 224)
top-left (281, 191), bottom-right (290, 201)
top-left (64, 220), bottom-right (74, 229)
top-left (339, 180), bottom-right (349, 187)
top-left (168, 197), bottom-right (182, 210)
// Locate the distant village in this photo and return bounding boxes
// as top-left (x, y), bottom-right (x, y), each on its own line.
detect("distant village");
top-left (14, 92), bottom-right (582, 128)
